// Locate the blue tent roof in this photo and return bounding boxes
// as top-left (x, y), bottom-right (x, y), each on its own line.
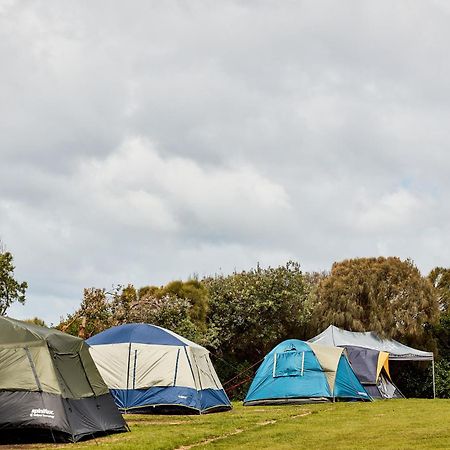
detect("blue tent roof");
top-left (87, 323), bottom-right (199, 347)
top-left (244, 339), bottom-right (370, 404)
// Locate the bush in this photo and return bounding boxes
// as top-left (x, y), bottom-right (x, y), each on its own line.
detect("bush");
top-left (435, 359), bottom-right (450, 398)
top-left (391, 358), bottom-right (450, 399)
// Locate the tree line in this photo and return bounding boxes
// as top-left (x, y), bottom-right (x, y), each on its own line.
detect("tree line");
top-left (1, 245), bottom-right (449, 398)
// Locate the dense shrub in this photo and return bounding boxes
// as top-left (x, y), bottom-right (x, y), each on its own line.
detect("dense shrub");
top-left (205, 261), bottom-right (312, 360)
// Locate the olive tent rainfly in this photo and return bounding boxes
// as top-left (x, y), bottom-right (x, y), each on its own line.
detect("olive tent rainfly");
top-left (0, 316), bottom-right (128, 443)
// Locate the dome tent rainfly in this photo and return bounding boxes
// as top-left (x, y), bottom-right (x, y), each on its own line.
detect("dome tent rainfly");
top-left (0, 316), bottom-right (128, 443)
top-left (244, 339), bottom-right (371, 405)
top-left (87, 323), bottom-right (231, 414)
top-left (309, 325), bottom-right (435, 398)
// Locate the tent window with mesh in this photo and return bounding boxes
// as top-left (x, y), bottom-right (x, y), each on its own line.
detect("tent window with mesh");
top-left (273, 351), bottom-right (305, 377)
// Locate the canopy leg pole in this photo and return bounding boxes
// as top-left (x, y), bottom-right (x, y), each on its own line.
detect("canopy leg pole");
top-left (432, 357), bottom-right (436, 399)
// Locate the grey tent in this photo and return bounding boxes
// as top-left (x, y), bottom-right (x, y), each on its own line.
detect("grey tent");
top-left (309, 325), bottom-right (435, 397)
top-left (0, 317), bottom-right (128, 443)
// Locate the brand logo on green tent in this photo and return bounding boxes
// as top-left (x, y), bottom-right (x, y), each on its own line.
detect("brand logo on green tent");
top-left (29, 408), bottom-right (55, 419)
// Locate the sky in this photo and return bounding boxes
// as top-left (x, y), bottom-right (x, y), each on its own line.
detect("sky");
top-left (1, 0), bottom-right (450, 324)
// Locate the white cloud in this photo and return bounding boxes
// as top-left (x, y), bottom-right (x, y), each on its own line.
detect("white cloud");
top-left (1, 1), bottom-right (450, 322)
top-left (354, 189), bottom-right (425, 232)
top-left (79, 136), bottom-right (292, 239)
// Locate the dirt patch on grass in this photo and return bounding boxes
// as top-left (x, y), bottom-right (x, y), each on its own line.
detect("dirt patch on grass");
top-left (247, 408), bottom-right (282, 412)
top-left (256, 420), bottom-right (277, 426)
top-left (176, 409), bottom-right (313, 449)
top-left (290, 410), bottom-right (312, 419)
top-left (176, 429), bottom-right (245, 450)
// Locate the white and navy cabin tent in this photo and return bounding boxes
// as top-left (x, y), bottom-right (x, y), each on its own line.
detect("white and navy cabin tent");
top-left (87, 324), bottom-right (231, 414)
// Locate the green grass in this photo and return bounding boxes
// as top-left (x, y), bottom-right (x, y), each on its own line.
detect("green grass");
top-left (23, 399), bottom-right (450, 450)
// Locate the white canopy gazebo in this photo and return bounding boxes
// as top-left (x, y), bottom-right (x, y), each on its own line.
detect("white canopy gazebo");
top-left (309, 325), bottom-right (436, 397)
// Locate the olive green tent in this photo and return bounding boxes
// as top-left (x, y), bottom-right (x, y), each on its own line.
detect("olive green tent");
top-left (0, 316), bottom-right (128, 442)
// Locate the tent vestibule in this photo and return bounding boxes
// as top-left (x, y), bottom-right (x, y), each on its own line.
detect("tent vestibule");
top-left (343, 346), bottom-right (404, 399)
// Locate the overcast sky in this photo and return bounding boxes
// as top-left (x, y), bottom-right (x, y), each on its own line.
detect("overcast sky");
top-left (1, 0), bottom-right (450, 324)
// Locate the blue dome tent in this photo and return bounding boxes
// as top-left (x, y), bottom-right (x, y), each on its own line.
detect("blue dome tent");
top-left (244, 339), bottom-right (371, 405)
top-left (87, 324), bottom-right (231, 414)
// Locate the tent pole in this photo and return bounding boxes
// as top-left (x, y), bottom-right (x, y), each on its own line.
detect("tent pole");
top-left (432, 357), bottom-right (436, 399)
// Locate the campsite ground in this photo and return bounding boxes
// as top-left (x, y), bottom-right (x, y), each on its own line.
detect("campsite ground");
top-left (11, 399), bottom-right (450, 450)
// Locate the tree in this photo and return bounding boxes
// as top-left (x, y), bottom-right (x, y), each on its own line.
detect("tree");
top-left (138, 279), bottom-right (209, 330)
top-left (303, 270), bottom-right (328, 336)
top-left (205, 261), bottom-right (312, 360)
top-left (128, 293), bottom-right (202, 343)
top-left (428, 267), bottom-right (450, 360)
top-left (313, 257), bottom-right (439, 348)
top-left (435, 359), bottom-right (450, 398)
top-left (133, 279), bottom-right (209, 341)
top-left (24, 317), bottom-right (47, 327)
top-left (110, 284), bottom-right (138, 324)
top-left (58, 287), bottom-right (117, 337)
top-left (158, 279), bottom-right (209, 330)
top-left (0, 244), bottom-right (28, 315)
top-left (59, 281), bottom-right (209, 343)
top-left (428, 267), bottom-right (450, 313)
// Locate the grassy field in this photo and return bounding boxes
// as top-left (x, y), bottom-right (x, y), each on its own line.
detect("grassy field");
top-left (13, 399), bottom-right (450, 450)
